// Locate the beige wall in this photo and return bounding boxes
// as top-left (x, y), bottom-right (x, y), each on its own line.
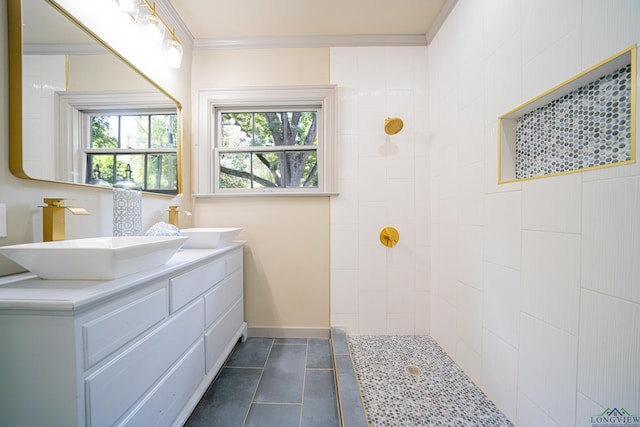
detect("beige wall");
top-left (191, 48), bottom-right (331, 335)
top-left (68, 54), bottom-right (155, 91)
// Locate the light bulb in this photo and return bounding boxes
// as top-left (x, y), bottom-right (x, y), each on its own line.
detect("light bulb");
top-left (118, 0), bottom-right (140, 21)
top-left (142, 14), bottom-right (165, 46)
top-left (164, 38), bottom-right (183, 69)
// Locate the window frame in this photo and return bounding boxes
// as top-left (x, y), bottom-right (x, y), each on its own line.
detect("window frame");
top-left (56, 90), bottom-right (180, 194)
top-left (194, 86), bottom-right (337, 196)
top-left (83, 110), bottom-right (178, 193)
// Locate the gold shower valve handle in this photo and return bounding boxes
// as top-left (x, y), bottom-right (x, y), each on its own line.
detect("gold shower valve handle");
top-left (379, 227), bottom-right (399, 248)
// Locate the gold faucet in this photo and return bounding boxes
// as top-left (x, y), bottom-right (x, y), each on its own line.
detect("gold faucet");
top-left (40, 198), bottom-right (89, 242)
top-left (167, 205), bottom-right (191, 228)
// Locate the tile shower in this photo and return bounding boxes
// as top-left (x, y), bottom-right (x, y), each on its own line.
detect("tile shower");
top-left (330, 2), bottom-right (640, 425)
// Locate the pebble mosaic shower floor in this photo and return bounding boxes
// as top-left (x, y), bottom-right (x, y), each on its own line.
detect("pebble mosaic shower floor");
top-left (348, 335), bottom-right (513, 427)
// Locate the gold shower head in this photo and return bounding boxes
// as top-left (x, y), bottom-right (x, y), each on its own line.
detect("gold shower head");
top-left (384, 117), bottom-right (404, 135)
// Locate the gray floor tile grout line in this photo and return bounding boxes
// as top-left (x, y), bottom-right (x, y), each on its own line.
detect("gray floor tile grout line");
top-left (241, 337), bottom-right (274, 426)
top-left (299, 340), bottom-right (309, 427)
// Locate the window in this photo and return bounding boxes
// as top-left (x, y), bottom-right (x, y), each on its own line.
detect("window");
top-left (56, 91), bottom-right (180, 195)
top-left (195, 86), bottom-right (337, 195)
top-left (217, 109), bottom-right (319, 190)
top-left (86, 111), bottom-right (178, 193)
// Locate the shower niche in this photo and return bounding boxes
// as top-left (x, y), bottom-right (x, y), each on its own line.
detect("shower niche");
top-left (498, 45), bottom-right (637, 184)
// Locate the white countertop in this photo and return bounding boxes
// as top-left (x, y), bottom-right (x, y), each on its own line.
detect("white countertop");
top-left (0, 243), bottom-right (245, 314)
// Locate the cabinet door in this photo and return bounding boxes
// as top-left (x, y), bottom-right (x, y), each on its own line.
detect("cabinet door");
top-left (226, 248), bottom-right (243, 274)
top-left (170, 259), bottom-right (225, 313)
top-left (85, 299), bottom-right (204, 427)
top-left (204, 269), bottom-right (243, 328)
top-left (120, 339), bottom-right (205, 427)
top-left (205, 298), bottom-right (244, 373)
top-left (82, 287), bottom-right (167, 369)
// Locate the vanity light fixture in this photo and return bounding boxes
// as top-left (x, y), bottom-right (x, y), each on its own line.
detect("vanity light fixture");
top-left (113, 0), bottom-right (183, 69)
top-left (142, 5), bottom-right (165, 46)
top-left (140, 0), bottom-right (183, 68)
top-left (164, 32), bottom-right (183, 69)
top-left (116, 0), bottom-right (140, 22)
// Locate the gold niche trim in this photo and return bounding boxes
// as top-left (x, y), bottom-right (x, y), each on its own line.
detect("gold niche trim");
top-left (497, 44), bottom-right (637, 184)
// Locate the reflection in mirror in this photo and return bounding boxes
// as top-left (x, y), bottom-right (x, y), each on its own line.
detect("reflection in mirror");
top-left (8, 0), bottom-right (181, 195)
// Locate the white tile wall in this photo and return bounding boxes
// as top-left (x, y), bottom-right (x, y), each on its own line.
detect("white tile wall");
top-left (582, 177), bottom-right (640, 303)
top-left (414, 291), bottom-right (431, 335)
top-left (517, 392), bottom-right (561, 427)
top-left (521, 0), bottom-right (581, 64)
top-left (431, 294), bottom-right (457, 355)
top-left (330, 224), bottom-right (358, 270)
top-left (330, 269), bottom-right (358, 315)
top-left (521, 172), bottom-right (582, 234)
top-left (426, 0), bottom-right (640, 424)
top-left (331, 0), bottom-right (640, 423)
top-left (576, 393), bottom-right (608, 427)
top-left (330, 47), bottom-right (430, 335)
top-left (22, 55), bottom-right (66, 180)
top-left (482, 0), bottom-right (521, 58)
top-left (484, 191), bottom-right (522, 269)
top-left (521, 231), bottom-right (581, 335)
top-left (483, 262), bottom-right (520, 348)
top-left (455, 337), bottom-right (482, 387)
top-left (578, 290), bottom-right (640, 411)
top-left (459, 162), bottom-right (485, 226)
top-left (457, 225), bottom-right (484, 290)
top-left (459, 97), bottom-right (486, 167)
top-left (484, 34), bottom-right (523, 122)
top-left (519, 313), bottom-right (578, 426)
top-left (456, 282), bottom-right (483, 354)
top-left (521, 30), bottom-right (581, 102)
top-left (482, 330), bottom-right (519, 420)
top-left (581, 0), bottom-right (640, 66)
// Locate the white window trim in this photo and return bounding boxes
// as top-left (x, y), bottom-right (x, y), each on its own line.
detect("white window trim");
top-left (194, 85), bottom-right (338, 196)
top-left (55, 90), bottom-right (177, 184)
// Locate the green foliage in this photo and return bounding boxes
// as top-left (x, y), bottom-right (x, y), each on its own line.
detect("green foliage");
top-left (219, 111), bottom-right (318, 189)
top-left (88, 113), bottom-right (178, 193)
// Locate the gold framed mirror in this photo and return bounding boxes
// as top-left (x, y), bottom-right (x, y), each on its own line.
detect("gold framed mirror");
top-left (8, 0), bottom-right (182, 195)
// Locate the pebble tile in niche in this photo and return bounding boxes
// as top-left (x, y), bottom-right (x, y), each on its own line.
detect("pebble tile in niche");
top-left (348, 335), bottom-right (513, 427)
top-left (515, 64), bottom-right (632, 179)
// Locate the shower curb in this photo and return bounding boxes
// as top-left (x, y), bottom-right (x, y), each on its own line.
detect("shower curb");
top-left (330, 326), bottom-right (369, 427)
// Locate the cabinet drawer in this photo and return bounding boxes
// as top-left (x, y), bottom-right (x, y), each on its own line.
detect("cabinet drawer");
top-left (226, 249), bottom-right (243, 274)
top-left (85, 299), bottom-right (204, 427)
top-left (82, 288), bottom-right (167, 368)
top-left (205, 298), bottom-right (244, 373)
top-left (204, 269), bottom-right (243, 328)
top-left (121, 339), bottom-right (205, 427)
top-left (170, 258), bottom-right (225, 313)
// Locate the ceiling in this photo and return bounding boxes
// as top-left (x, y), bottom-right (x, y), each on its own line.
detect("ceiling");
top-left (168, 0), bottom-right (454, 45)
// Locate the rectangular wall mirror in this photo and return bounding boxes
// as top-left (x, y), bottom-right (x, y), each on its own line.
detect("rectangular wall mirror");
top-left (8, 0), bottom-right (182, 195)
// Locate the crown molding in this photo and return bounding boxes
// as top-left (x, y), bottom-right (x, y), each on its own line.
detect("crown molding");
top-left (194, 34), bottom-right (428, 50)
top-left (155, 0), bottom-right (194, 49)
top-left (158, 0), bottom-right (458, 51)
top-left (426, 0), bottom-right (458, 43)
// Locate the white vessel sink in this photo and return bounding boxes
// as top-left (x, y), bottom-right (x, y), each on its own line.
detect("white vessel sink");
top-left (180, 228), bottom-right (242, 249)
top-left (0, 236), bottom-right (188, 280)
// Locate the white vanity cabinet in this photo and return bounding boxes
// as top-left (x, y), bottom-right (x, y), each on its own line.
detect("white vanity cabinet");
top-left (0, 244), bottom-right (246, 427)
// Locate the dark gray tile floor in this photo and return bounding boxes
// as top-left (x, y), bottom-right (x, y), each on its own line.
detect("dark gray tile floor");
top-left (185, 338), bottom-right (340, 427)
